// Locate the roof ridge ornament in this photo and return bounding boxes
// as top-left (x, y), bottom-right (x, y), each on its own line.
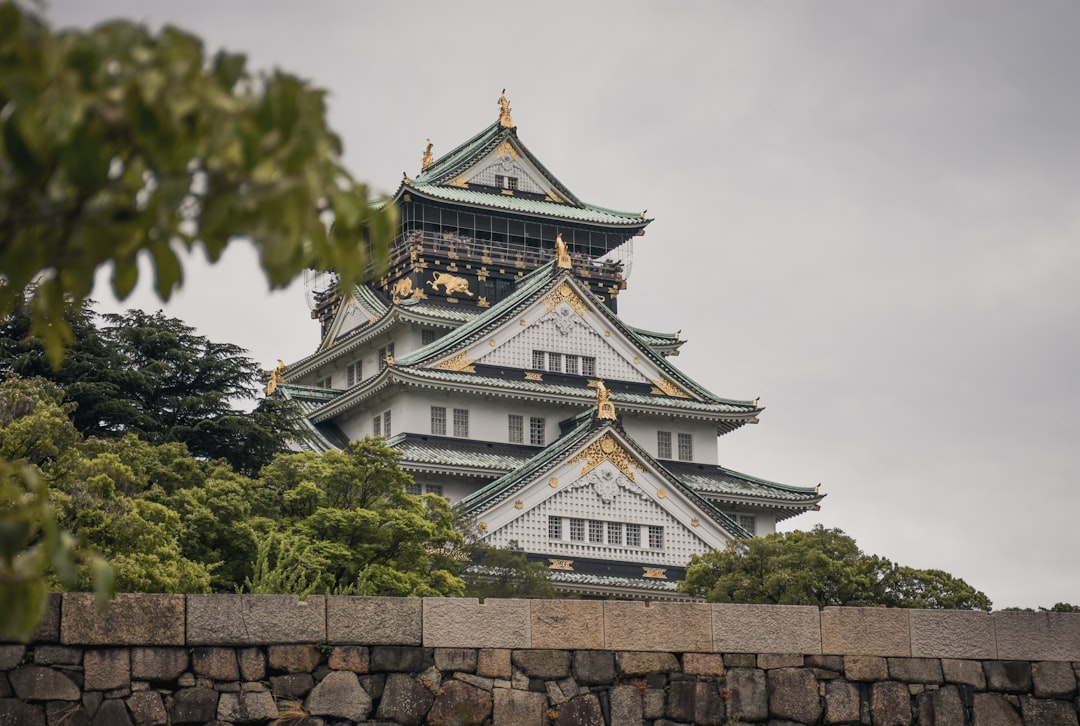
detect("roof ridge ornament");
top-left (498, 89), bottom-right (514, 128)
top-left (265, 359), bottom-right (288, 395)
top-left (555, 232), bottom-right (572, 269)
top-left (596, 379), bottom-right (617, 420)
top-left (421, 139), bottom-right (434, 170)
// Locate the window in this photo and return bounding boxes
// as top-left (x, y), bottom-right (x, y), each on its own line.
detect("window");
top-left (607, 522), bottom-right (623, 545)
top-left (547, 352), bottom-right (562, 373)
top-left (569, 518), bottom-right (585, 541)
top-left (648, 526), bottom-right (664, 549)
top-left (581, 356), bottom-right (596, 376)
top-left (678, 433), bottom-right (693, 461)
top-left (589, 520), bottom-right (604, 543)
top-left (422, 329), bottom-right (438, 346)
top-left (496, 175), bottom-right (518, 190)
top-left (657, 431), bottom-right (672, 459)
top-left (453, 408), bottom-right (469, 437)
top-left (383, 410), bottom-right (392, 437)
top-left (626, 524), bottom-right (641, 547)
top-left (529, 417), bottom-right (546, 446)
top-left (431, 406), bottom-right (446, 436)
top-left (405, 483), bottom-right (422, 495)
top-left (738, 514), bottom-right (756, 535)
top-left (532, 350), bottom-right (546, 369)
top-left (425, 484), bottom-right (444, 497)
top-left (346, 361), bottom-right (362, 387)
top-left (316, 375), bottom-right (332, 388)
top-left (373, 415), bottom-right (382, 437)
top-left (564, 354), bottom-right (579, 375)
top-left (548, 516), bottom-right (562, 539)
top-left (508, 414), bottom-right (524, 444)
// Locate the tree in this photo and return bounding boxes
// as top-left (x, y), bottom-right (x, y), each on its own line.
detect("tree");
top-left (463, 542), bottom-right (555, 601)
top-left (1, 300), bottom-right (306, 476)
top-left (0, 1), bottom-right (396, 365)
top-left (680, 526), bottom-right (991, 611)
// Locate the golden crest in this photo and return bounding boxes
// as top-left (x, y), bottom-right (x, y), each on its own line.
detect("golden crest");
top-left (432, 352), bottom-right (477, 373)
top-left (544, 283), bottom-right (586, 318)
top-left (656, 489), bottom-right (666, 499)
top-left (567, 433), bottom-right (644, 482)
top-left (650, 377), bottom-right (690, 398)
top-left (495, 140), bottom-right (519, 159)
top-left (548, 477), bottom-right (559, 488)
top-left (642, 567), bottom-right (668, 580)
top-left (524, 371), bottom-right (543, 381)
top-left (691, 518), bottom-right (700, 527)
top-left (514, 500), bottom-right (524, 509)
top-left (448, 175), bottom-right (469, 188)
top-left (548, 559), bottom-right (574, 571)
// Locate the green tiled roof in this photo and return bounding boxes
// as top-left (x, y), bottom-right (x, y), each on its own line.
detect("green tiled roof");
top-left (547, 570), bottom-right (681, 593)
top-left (385, 434), bottom-right (540, 474)
top-left (403, 183), bottom-right (647, 227)
top-left (663, 462), bottom-right (820, 501)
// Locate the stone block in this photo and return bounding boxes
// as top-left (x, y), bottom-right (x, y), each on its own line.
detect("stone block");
top-left (683, 652), bottom-right (726, 676)
top-left (130, 648), bottom-right (187, 682)
top-left (306, 670), bottom-right (372, 721)
top-left (846, 655), bottom-right (889, 681)
top-left (237, 647), bottom-right (265, 681)
top-left (984, 661), bottom-right (1032, 693)
top-left (942, 658), bottom-right (986, 689)
top-left (370, 645), bottom-right (433, 673)
top-left (567, 650), bottom-right (610, 686)
top-left (32, 646), bottom-right (81, 665)
top-left (375, 672), bottom-right (435, 725)
top-left (972, 692), bottom-right (1023, 726)
top-left (530, 600), bottom-right (604, 650)
top-left (434, 647), bottom-right (476, 673)
top-left (822, 607), bottom-right (911, 656)
top-left (727, 667), bottom-right (768, 722)
top-left (8, 666), bottom-right (80, 700)
top-left (807, 654), bottom-right (846, 671)
top-left (712, 603), bottom-right (822, 654)
top-left (870, 680), bottom-right (913, 726)
top-left (126, 691), bottom-right (167, 726)
top-left (758, 653), bottom-right (804, 670)
top-left (427, 679), bottom-right (493, 725)
top-left (217, 690), bottom-right (278, 723)
top-left (910, 610), bottom-right (997, 659)
top-left (768, 668), bottom-right (823, 725)
top-left (1031, 661), bottom-right (1077, 699)
top-left (556, 693), bottom-right (604, 725)
top-left (0, 646), bottom-right (25, 669)
top-left (456, 672), bottom-right (494, 691)
top-left (888, 657), bottom-right (944, 684)
top-left (615, 651), bottom-right (679, 675)
top-left (270, 673), bottom-right (314, 698)
top-left (0, 699), bottom-right (45, 725)
top-left (192, 647), bottom-right (239, 681)
top-left (93, 699), bottom-right (131, 725)
top-left (604, 601), bottom-right (712, 652)
top-left (61, 594), bottom-right (184, 646)
top-left (994, 611), bottom-right (1080, 661)
top-left (29, 593), bottom-right (62, 644)
top-left (186, 594), bottom-right (325, 645)
top-left (170, 686), bottom-right (218, 724)
top-left (493, 688), bottom-right (547, 726)
top-left (268, 644), bottom-right (321, 673)
top-left (512, 649), bottom-right (571, 679)
top-left (610, 683), bottom-right (642, 724)
top-left (825, 679), bottom-right (861, 724)
top-left (1019, 695), bottom-right (1079, 726)
top-left (84, 649), bottom-right (130, 690)
top-left (423, 599), bottom-right (529, 649)
top-left (916, 685), bottom-right (965, 726)
top-left (329, 645), bottom-right (369, 673)
top-left (326, 595), bottom-right (422, 645)
top-left (477, 648), bottom-right (511, 678)
top-left (666, 681), bottom-right (724, 724)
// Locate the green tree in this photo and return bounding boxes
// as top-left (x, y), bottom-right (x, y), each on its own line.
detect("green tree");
top-left (681, 526), bottom-right (991, 611)
top-left (0, 1), bottom-right (396, 365)
top-left (463, 542), bottom-right (554, 601)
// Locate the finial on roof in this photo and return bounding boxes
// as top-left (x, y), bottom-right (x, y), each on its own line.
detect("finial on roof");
top-left (402, 171), bottom-right (411, 184)
top-left (596, 380), bottom-right (617, 420)
top-left (264, 360), bottom-right (288, 395)
top-left (814, 483), bottom-right (820, 494)
top-left (498, 89), bottom-right (514, 128)
top-left (555, 233), bottom-right (572, 269)
top-left (421, 139), bottom-right (434, 170)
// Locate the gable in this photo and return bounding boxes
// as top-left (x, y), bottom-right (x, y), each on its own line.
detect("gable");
top-left (320, 295), bottom-right (381, 350)
top-left (472, 430), bottom-right (736, 568)
top-left (452, 139), bottom-right (566, 203)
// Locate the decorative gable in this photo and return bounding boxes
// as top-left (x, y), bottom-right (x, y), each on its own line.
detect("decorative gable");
top-left (449, 139), bottom-right (567, 203)
top-left (319, 294), bottom-right (383, 350)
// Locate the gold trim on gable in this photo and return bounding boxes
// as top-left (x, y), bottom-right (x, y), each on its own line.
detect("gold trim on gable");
top-left (642, 567), bottom-right (668, 580)
top-left (566, 433), bottom-right (645, 482)
top-left (432, 352), bottom-right (477, 373)
top-left (650, 377), bottom-right (690, 398)
top-left (544, 283), bottom-right (586, 318)
top-left (548, 559), bottom-right (574, 571)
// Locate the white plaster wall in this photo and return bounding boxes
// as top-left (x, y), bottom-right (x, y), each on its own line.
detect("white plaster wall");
top-left (620, 413), bottom-right (719, 465)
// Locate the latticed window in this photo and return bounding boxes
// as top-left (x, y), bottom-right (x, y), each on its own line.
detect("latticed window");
top-left (346, 361), bottom-right (362, 386)
top-left (738, 514), bottom-right (756, 535)
top-left (678, 433), bottom-right (693, 461)
top-left (529, 417), bottom-right (545, 446)
top-left (532, 350), bottom-right (546, 369)
top-left (453, 408), bottom-right (469, 437)
top-left (508, 414), bottom-right (524, 443)
top-left (373, 415), bottom-right (381, 437)
top-left (569, 518), bottom-right (585, 541)
top-left (425, 484), bottom-right (444, 497)
top-left (548, 516), bottom-right (562, 539)
top-left (582, 357), bottom-right (596, 376)
top-left (657, 431), bottom-right (672, 459)
top-left (422, 329), bottom-right (438, 346)
top-left (564, 354), bottom-right (579, 375)
top-left (547, 352), bottom-right (562, 373)
top-left (626, 524), bottom-right (641, 547)
top-left (648, 526), bottom-right (664, 549)
top-left (589, 520), bottom-right (604, 543)
top-left (316, 376), bottom-right (332, 388)
top-left (405, 483), bottom-right (422, 495)
top-left (607, 522), bottom-right (623, 545)
top-left (383, 411), bottom-right (391, 437)
top-left (430, 406), bottom-right (446, 436)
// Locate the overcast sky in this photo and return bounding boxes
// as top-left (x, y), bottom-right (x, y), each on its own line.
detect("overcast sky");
top-left (48, 1), bottom-right (1080, 610)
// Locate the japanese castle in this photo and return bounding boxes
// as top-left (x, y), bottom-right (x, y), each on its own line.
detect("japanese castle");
top-left (274, 93), bottom-right (823, 599)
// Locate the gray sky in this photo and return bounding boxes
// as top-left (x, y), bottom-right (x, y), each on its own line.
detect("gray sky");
top-left (49, 1), bottom-right (1080, 609)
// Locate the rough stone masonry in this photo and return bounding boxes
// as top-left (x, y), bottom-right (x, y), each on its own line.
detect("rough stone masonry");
top-left (1, 593), bottom-right (1078, 725)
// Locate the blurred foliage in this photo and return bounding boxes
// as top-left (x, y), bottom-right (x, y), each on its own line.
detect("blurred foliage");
top-left (0, 1), bottom-right (396, 366)
top-left (681, 525), bottom-right (992, 611)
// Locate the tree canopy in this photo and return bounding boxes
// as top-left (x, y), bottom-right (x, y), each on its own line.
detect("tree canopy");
top-left (0, 1), bottom-right (396, 365)
top-left (680, 526), bottom-right (992, 611)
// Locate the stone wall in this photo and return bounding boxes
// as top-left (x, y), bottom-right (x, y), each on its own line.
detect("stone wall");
top-left (2, 594), bottom-right (1079, 725)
